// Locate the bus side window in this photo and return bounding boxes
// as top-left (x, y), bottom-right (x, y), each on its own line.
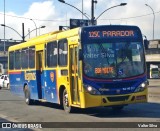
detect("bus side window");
top-left (29, 47), bottom-right (35, 68)
top-left (46, 41), bottom-right (57, 67)
top-left (21, 48), bottom-right (29, 69)
top-left (9, 51), bottom-right (15, 70)
top-left (15, 50), bottom-right (21, 69)
top-left (58, 39), bottom-right (68, 66)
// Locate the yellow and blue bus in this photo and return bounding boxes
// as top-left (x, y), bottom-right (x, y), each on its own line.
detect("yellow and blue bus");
top-left (8, 25), bottom-right (148, 113)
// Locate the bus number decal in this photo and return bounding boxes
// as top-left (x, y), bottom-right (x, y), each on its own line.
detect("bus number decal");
top-left (89, 31), bottom-right (100, 38)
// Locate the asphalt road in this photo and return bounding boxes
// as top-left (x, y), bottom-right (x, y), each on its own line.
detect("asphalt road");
top-left (0, 79), bottom-right (159, 130)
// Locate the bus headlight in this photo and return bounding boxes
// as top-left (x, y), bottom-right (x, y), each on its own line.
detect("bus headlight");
top-left (84, 84), bottom-right (101, 95)
top-left (134, 81), bottom-right (148, 93)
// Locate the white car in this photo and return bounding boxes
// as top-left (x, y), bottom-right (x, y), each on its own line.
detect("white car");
top-left (0, 75), bottom-right (9, 89)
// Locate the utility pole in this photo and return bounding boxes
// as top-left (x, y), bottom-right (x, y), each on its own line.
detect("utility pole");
top-left (22, 23), bottom-right (25, 42)
top-left (145, 4), bottom-right (155, 40)
top-left (91, 0), bottom-right (97, 25)
top-left (82, 0), bottom-right (83, 19)
top-left (4, 0), bottom-right (6, 54)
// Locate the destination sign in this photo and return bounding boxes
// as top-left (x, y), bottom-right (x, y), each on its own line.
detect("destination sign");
top-left (81, 26), bottom-right (141, 43)
top-left (88, 30), bottom-right (135, 38)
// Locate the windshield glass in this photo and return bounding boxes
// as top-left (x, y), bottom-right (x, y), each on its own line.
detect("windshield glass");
top-left (83, 42), bottom-right (145, 79)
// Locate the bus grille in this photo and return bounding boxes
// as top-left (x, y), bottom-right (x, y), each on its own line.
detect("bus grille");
top-left (107, 95), bottom-right (130, 102)
top-left (100, 81), bottom-right (135, 89)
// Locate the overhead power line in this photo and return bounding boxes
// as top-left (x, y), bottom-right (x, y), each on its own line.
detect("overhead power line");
top-left (98, 11), bottom-right (160, 21)
top-left (0, 12), bottom-right (68, 22)
top-left (0, 10), bottom-right (159, 22)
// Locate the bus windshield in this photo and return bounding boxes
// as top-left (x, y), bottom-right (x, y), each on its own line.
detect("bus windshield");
top-left (83, 42), bottom-right (145, 79)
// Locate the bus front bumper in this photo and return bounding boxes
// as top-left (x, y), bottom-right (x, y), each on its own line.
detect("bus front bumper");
top-left (81, 89), bottom-right (148, 108)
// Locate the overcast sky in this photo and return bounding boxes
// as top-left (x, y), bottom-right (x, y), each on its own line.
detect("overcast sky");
top-left (0, 0), bottom-right (159, 41)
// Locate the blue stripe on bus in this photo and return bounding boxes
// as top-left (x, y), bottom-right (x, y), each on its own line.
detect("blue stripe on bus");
top-left (83, 75), bottom-right (147, 95)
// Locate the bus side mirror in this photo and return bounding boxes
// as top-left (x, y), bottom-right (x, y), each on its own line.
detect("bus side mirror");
top-left (144, 39), bottom-right (149, 50)
top-left (79, 49), bottom-right (83, 60)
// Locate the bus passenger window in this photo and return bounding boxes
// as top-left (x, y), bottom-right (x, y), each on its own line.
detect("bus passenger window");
top-left (15, 50), bottom-right (21, 69)
top-left (9, 52), bottom-right (14, 70)
top-left (58, 39), bottom-right (68, 66)
top-left (47, 41), bottom-right (57, 67)
top-left (21, 48), bottom-right (29, 69)
top-left (29, 47), bottom-right (35, 68)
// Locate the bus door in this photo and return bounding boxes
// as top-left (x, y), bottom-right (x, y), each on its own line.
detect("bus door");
top-left (69, 45), bottom-right (80, 105)
top-left (36, 51), bottom-right (45, 100)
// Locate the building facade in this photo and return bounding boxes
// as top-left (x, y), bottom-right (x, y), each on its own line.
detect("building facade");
top-left (0, 39), bottom-right (21, 72)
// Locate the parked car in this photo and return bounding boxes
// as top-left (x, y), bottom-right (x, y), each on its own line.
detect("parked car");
top-left (150, 68), bottom-right (160, 78)
top-left (0, 74), bottom-right (9, 89)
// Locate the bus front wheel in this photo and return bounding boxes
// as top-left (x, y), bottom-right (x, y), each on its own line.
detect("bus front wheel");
top-left (24, 85), bottom-right (33, 105)
top-left (63, 89), bottom-right (73, 113)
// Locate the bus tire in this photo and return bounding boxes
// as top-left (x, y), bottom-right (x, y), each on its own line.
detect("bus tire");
top-left (24, 85), bottom-right (33, 105)
top-left (63, 89), bottom-right (73, 113)
top-left (112, 106), bottom-right (124, 111)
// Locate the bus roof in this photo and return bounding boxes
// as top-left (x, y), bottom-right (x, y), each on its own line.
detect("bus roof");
top-left (8, 27), bottom-right (80, 51)
top-left (8, 25), bottom-right (142, 51)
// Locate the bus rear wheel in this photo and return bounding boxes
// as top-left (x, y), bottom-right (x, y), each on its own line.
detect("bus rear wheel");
top-left (24, 85), bottom-right (33, 105)
top-left (63, 89), bottom-right (73, 113)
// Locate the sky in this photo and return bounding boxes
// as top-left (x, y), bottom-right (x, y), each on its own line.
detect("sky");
top-left (0, 0), bottom-right (159, 41)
